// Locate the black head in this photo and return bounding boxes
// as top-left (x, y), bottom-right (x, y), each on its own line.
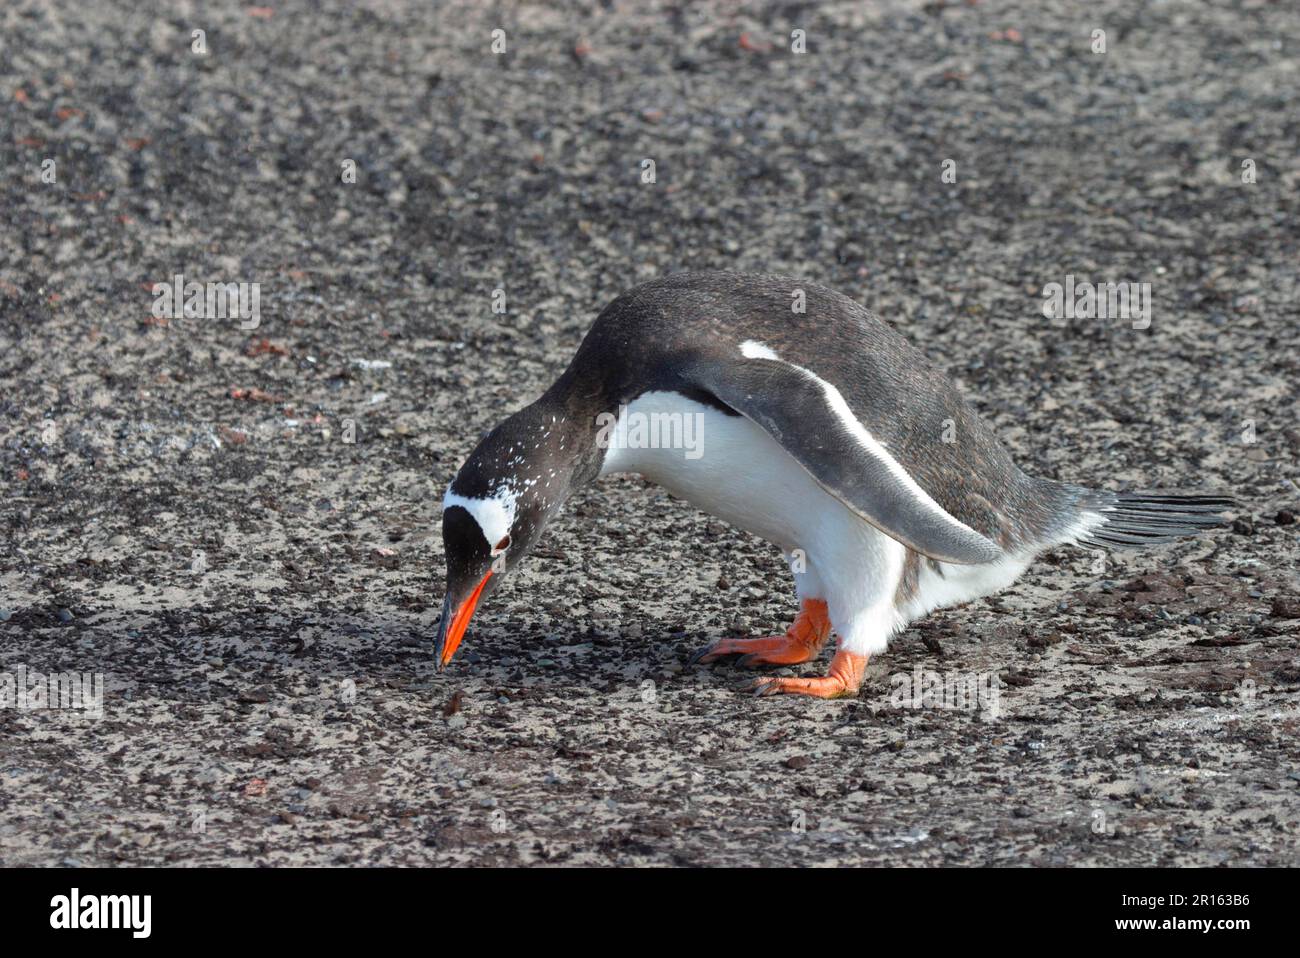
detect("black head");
top-left (433, 402), bottom-right (592, 670)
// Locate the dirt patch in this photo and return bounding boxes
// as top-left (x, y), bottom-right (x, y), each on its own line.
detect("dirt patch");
top-left (1, 0), bottom-right (1298, 865)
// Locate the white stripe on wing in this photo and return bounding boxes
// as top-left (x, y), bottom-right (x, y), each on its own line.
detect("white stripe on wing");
top-left (737, 340), bottom-right (988, 547)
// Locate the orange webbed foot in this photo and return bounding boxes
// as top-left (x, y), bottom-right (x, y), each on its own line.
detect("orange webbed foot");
top-left (689, 599), bottom-right (832, 668)
top-left (752, 650), bottom-right (868, 699)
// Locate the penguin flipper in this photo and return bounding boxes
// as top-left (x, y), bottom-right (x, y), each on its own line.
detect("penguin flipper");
top-left (680, 356), bottom-right (1004, 565)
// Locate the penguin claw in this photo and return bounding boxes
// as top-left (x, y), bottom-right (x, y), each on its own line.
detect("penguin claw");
top-left (695, 600), bottom-right (835, 672)
top-left (746, 651), bottom-right (869, 700)
top-left (691, 633), bottom-right (824, 669)
top-left (687, 643), bottom-right (720, 668)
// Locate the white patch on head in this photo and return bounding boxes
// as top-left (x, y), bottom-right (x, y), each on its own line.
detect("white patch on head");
top-left (741, 343), bottom-right (988, 549)
top-left (740, 340), bottom-right (780, 361)
top-left (443, 487), bottom-right (517, 547)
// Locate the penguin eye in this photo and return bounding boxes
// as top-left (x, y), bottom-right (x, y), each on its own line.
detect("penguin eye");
top-left (493, 534), bottom-right (511, 553)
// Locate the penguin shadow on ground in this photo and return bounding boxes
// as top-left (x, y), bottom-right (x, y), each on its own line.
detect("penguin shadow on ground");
top-left (30, 604), bottom-right (704, 708)
top-left (19, 602), bottom-right (1032, 711)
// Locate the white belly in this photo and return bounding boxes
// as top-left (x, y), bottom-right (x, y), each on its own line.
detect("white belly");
top-left (597, 391), bottom-right (1028, 654)
top-left (598, 391), bottom-right (834, 551)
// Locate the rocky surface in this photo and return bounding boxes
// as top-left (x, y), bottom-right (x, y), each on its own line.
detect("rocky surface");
top-left (1, 0), bottom-right (1297, 865)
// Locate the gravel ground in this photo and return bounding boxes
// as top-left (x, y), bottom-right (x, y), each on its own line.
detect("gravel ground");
top-left (1, 0), bottom-right (1298, 866)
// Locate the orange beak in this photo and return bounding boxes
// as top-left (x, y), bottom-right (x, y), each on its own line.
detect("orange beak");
top-left (435, 570), bottom-right (492, 670)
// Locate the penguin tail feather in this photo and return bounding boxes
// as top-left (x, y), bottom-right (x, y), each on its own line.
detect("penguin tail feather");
top-left (1074, 490), bottom-right (1236, 550)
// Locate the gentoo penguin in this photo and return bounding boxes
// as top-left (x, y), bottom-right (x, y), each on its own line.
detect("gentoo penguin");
top-left (436, 271), bottom-right (1233, 699)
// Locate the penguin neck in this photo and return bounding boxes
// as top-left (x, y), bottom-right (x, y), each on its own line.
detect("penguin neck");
top-left (475, 392), bottom-right (607, 506)
top-left (538, 365), bottom-right (630, 482)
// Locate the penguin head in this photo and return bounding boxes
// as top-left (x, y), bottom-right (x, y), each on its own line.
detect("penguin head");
top-left (434, 500), bottom-right (510, 672)
top-left (434, 409), bottom-right (576, 670)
